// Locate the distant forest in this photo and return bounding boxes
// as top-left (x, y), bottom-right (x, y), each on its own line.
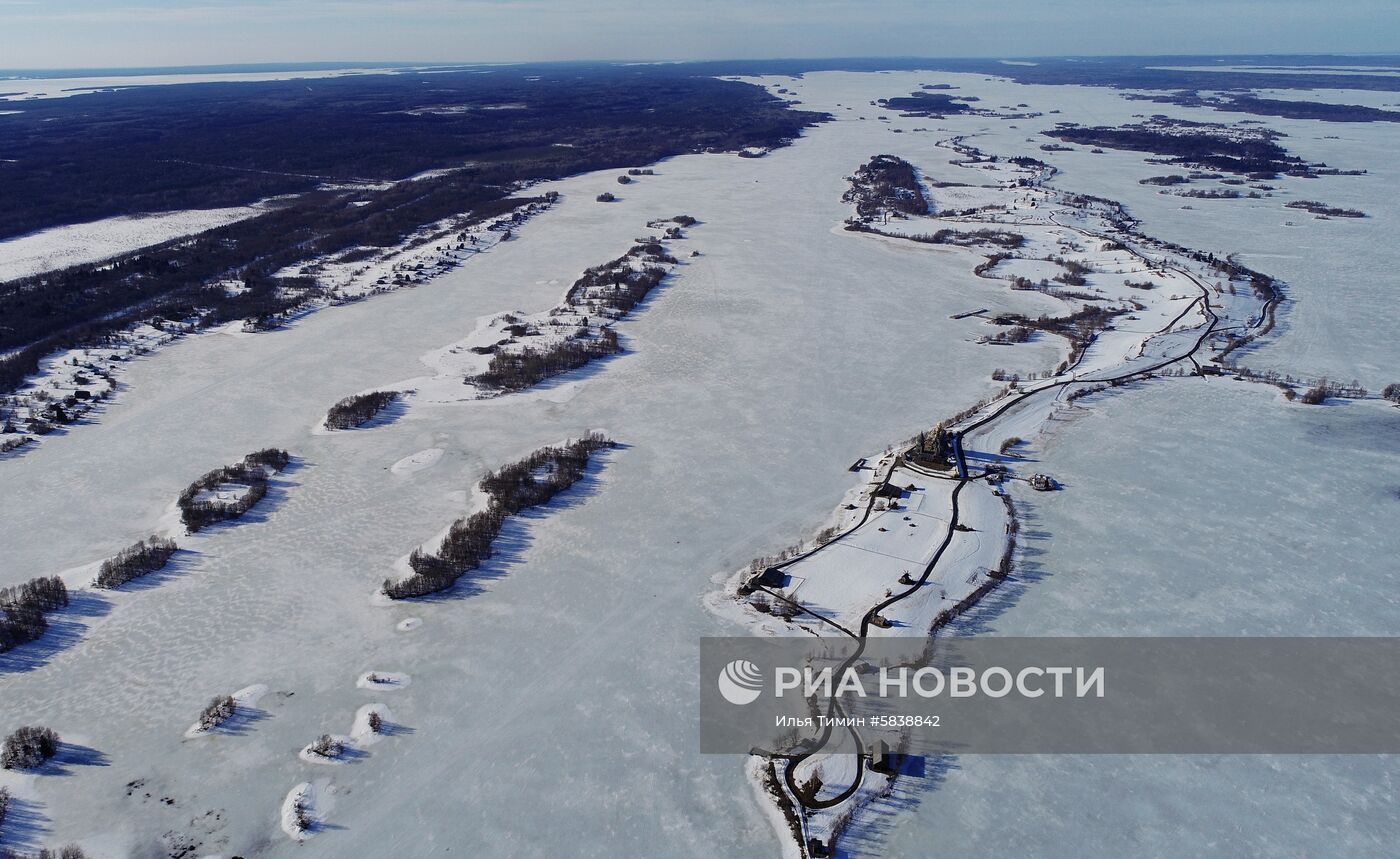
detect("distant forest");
top-left (0, 66), bottom-right (824, 395)
top-left (1042, 125), bottom-right (1308, 177)
top-left (0, 66), bottom-right (823, 240)
top-left (877, 91), bottom-right (978, 117)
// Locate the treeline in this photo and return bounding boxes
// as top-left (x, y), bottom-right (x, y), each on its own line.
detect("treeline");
top-left (473, 329), bottom-right (621, 391)
top-left (1139, 91), bottom-right (1400, 124)
top-left (177, 449), bottom-right (291, 532)
top-left (921, 228), bottom-right (1025, 249)
top-left (843, 155), bottom-right (930, 219)
top-left (0, 185), bottom-right (537, 396)
top-left (0, 577), bottom-right (68, 654)
top-left (384, 433), bottom-right (614, 600)
top-left (1285, 200), bottom-right (1366, 218)
top-left (325, 391), bottom-right (399, 430)
top-left (1, 69), bottom-right (823, 242)
top-left (94, 537), bottom-right (179, 589)
top-left (1, 846), bottom-right (88, 859)
top-left (846, 223), bottom-right (1025, 250)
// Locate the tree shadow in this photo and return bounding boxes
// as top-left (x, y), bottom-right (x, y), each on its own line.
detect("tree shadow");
top-left (34, 741), bottom-right (111, 777)
top-left (205, 704), bottom-right (271, 738)
top-left (377, 720), bottom-right (416, 739)
top-left (106, 548), bottom-right (200, 593)
top-left (344, 397), bottom-right (408, 431)
top-left (833, 755), bottom-right (961, 858)
top-left (0, 793), bottom-right (50, 854)
top-left (0, 590), bottom-right (113, 675)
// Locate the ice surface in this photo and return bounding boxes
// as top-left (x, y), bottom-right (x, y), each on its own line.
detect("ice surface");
top-left (869, 381), bottom-right (1400, 858)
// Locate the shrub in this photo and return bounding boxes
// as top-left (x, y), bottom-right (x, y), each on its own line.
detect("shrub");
top-left (1299, 382), bottom-right (1330, 405)
top-left (308, 734), bottom-right (342, 758)
top-left (95, 537), bottom-right (178, 589)
top-left (367, 712), bottom-right (383, 734)
top-left (0, 436), bottom-right (32, 455)
top-left (595, 192), bottom-right (615, 202)
top-left (198, 695), bottom-right (237, 731)
top-left (1, 726), bottom-right (60, 770)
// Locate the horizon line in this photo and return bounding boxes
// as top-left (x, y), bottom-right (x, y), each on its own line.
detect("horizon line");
top-left (5, 51), bottom-right (1400, 77)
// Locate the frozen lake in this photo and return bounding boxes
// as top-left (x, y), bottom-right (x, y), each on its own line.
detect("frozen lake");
top-left (875, 382), bottom-right (1400, 858)
top-left (1, 69), bottom-right (1397, 857)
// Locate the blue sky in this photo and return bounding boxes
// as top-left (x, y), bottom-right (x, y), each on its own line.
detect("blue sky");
top-left (2, 0), bottom-right (1398, 70)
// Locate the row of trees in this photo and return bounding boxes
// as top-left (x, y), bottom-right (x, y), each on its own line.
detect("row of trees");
top-left (1284, 200), bottom-right (1366, 218)
top-left (1, 846), bottom-right (87, 859)
top-left (472, 330), bottom-right (621, 391)
top-left (324, 391), bottom-right (399, 430)
top-left (384, 434), bottom-right (614, 600)
top-left (0, 577), bottom-right (68, 654)
top-left (94, 537), bottom-right (178, 589)
top-left (177, 449), bottom-right (290, 532)
top-left (1296, 378), bottom-right (1374, 405)
top-left (922, 229), bottom-right (1025, 249)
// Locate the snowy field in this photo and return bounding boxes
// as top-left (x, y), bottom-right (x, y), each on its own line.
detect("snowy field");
top-left (1, 68), bottom-right (1398, 857)
top-left (0, 66), bottom-right (415, 102)
top-left (0, 204), bottom-right (274, 281)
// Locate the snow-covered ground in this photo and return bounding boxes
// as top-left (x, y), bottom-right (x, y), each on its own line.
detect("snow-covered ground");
top-left (0, 69), bottom-right (1396, 858)
top-left (0, 198), bottom-right (552, 457)
top-left (0, 66), bottom-right (415, 102)
top-left (0, 204), bottom-right (274, 281)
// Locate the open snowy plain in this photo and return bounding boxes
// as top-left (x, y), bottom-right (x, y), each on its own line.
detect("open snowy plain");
top-left (1, 69), bottom-right (1398, 857)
